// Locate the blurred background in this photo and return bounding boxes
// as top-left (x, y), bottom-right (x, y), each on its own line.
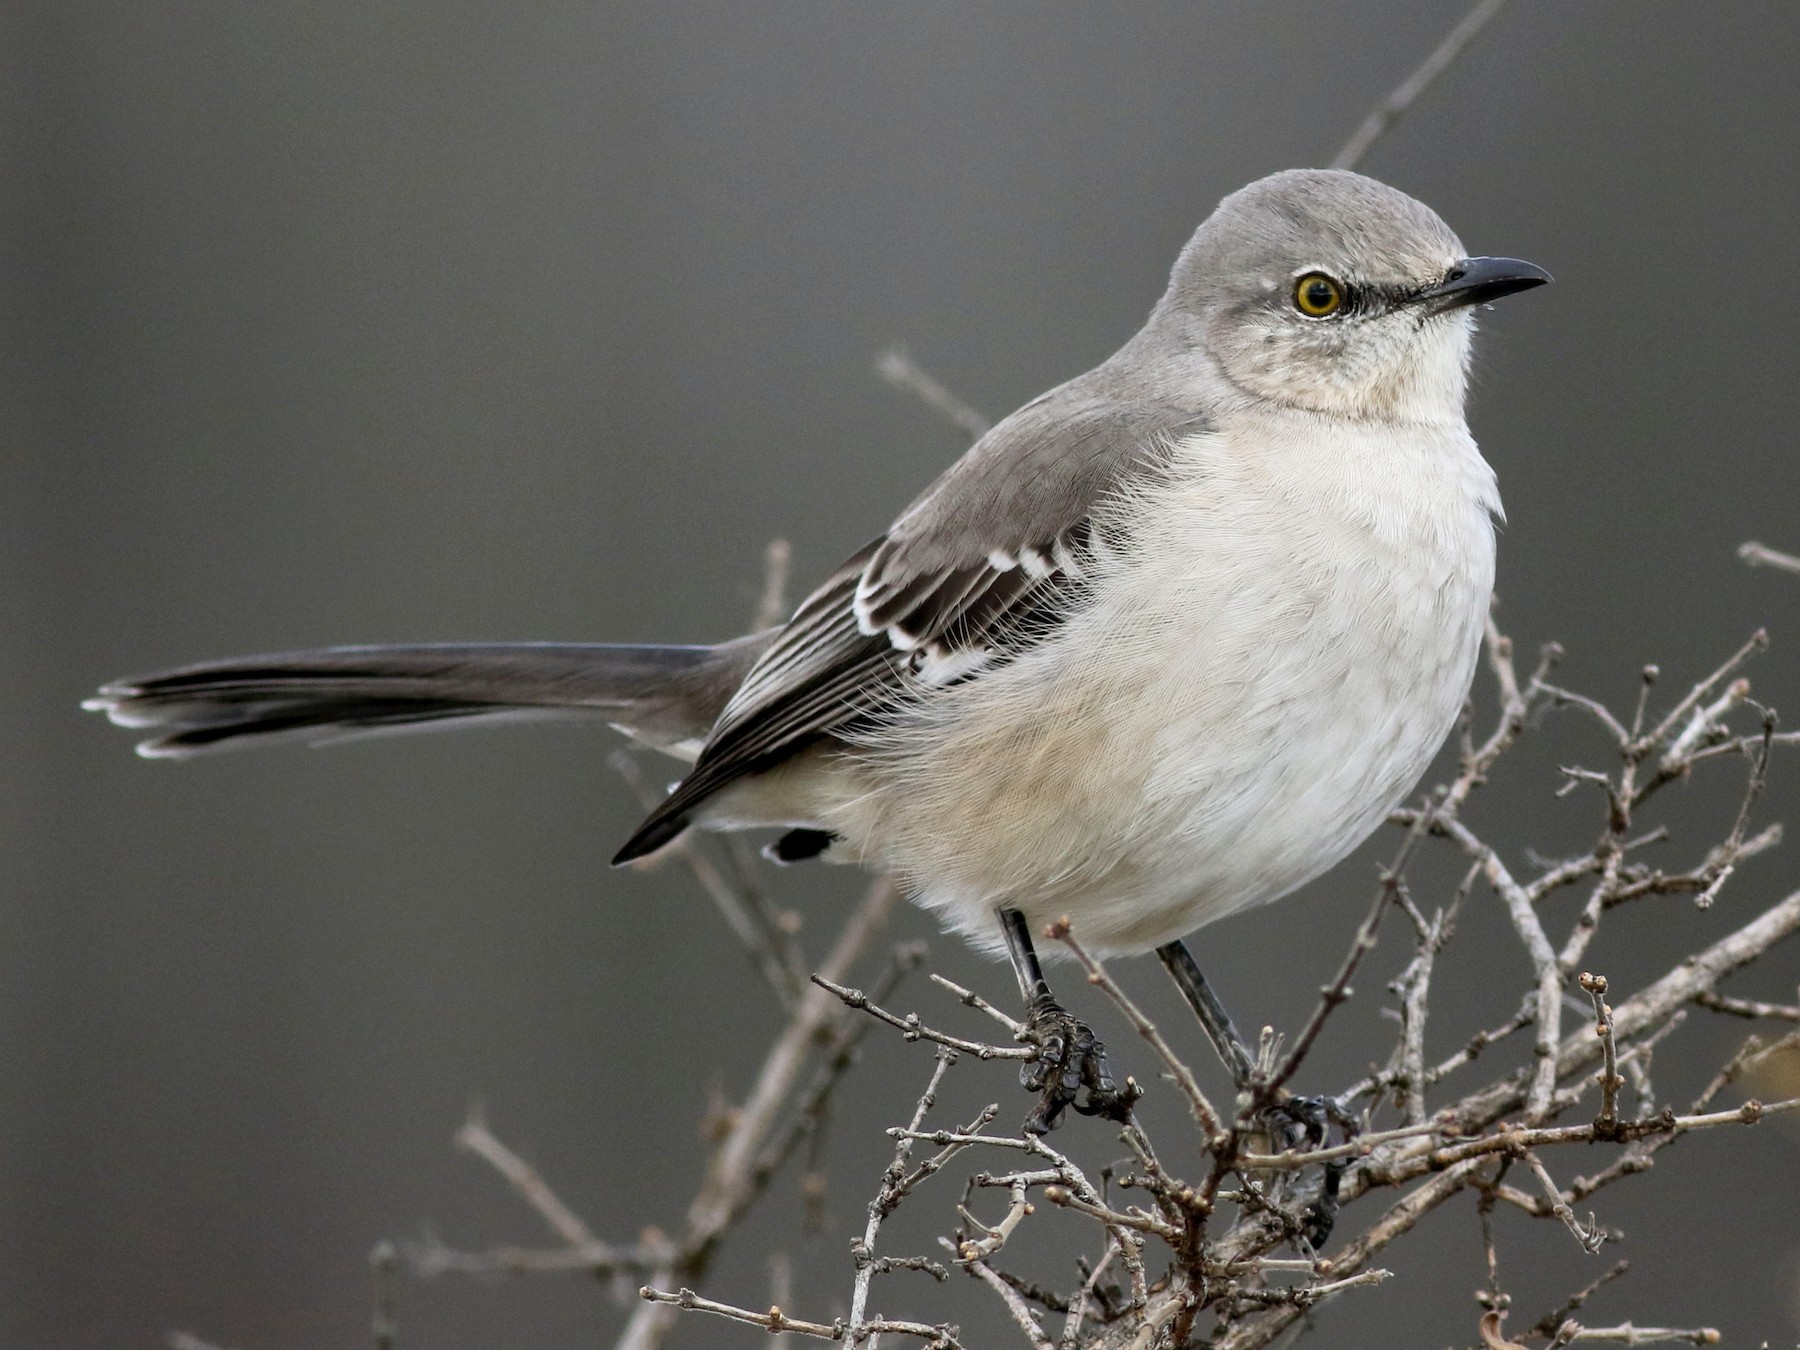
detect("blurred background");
top-left (6, 2), bottom-right (1800, 1346)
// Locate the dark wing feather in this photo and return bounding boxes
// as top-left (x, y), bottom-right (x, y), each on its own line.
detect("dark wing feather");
top-left (612, 391), bottom-right (1208, 863)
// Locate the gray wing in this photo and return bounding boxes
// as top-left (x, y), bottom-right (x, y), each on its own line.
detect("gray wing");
top-left (612, 390), bottom-right (1207, 862)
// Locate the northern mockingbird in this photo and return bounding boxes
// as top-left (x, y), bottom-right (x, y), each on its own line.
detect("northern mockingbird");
top-left (90, 169), bottom-right (1549, 1131)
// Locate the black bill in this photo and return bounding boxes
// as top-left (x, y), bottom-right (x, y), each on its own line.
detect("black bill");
top-left (1416, 256), bottom-right (1552, 313)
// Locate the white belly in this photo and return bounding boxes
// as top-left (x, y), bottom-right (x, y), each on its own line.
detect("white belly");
top-left (774, 420), bottom-right (1499, 957)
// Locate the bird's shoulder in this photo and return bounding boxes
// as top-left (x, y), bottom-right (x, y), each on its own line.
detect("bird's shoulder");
top-left (850, 377), bottom-right (1211, 653)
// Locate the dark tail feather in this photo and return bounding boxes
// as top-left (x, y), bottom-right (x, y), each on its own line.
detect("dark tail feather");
top-left (87, 635), bottom-right (773, 760)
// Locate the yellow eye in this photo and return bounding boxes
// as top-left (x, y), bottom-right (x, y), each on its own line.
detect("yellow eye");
top-left (1293, 273), bottom-right (1344, 318)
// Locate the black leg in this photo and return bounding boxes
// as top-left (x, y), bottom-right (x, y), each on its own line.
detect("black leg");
top-left (1000, 905), bottom-right (1054, 1006)
top-left (1155, 940), bottom-right (1255, 1089)
top-left (997, 907), bottom-right (1137, 1134)
top-left (1155, 939), bottom-right (1349, 1247)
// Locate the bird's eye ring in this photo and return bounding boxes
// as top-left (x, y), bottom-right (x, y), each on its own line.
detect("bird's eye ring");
top-left (1293, 272), bottom-right (1344, 318)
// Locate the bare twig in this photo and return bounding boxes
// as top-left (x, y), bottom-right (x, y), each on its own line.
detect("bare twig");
top-left (1691, 989), bottom-right (1800, 1021)
top-left (1050, 919), bottom-right (1215, 1137)
top-left (455, 1111), bottom-right (607, 1253)
top-left (1561, 1323), bottom-right (1720, 1345)
top-left (1737, 539), bottom-right (1800, 575)
top-left (1361, 1097), bottom-right (1800, 1193)
top-left (1405, 810), bottom-right (1571, 1121)
top-left (637, 1285), bottom-right (965, 1346)
top-left (1522, 1149), bottom-right (1606, 1254)
top-left (1639, 631), bottom-right (1768, 755)
top-left (813, 976), bottom-right (1032, 1060)
top-left (1390, 872), bottom-right (1468, 1123)
top-left (1262, 805), bottom-right (1434, 1102)
top-left (169, 1332), bottom-right (243, 1350)
top-left (612, 749), bottom-right (806, 1008)
top-left (963, 1253), bottom-right (1055, 1350)
top-left (930, 973), bottom-right (1026, 1035)
top-left (404, 1231), bottom-right (663, 1279)
top-left (1058, 1240), bottom-right (1118, 1350)
top-left (1579, 973), bottom-right (1623, 1135)
top-left (1331, 0), bottom-right (1511, 170)
top-left (958, 1177), bottom-right (1036, 1260)
top-left (753, 537), bottom-right (794, 631)
top-left (850, 1048), bottom-right (957, 1339)
top-left (617, 879), bottom-right (898, 1350)
top-left (1447, 886), bottom-right (1800, 1135)
top-left (875, 345), bottom-right (992, 441)
top-left (1527, 1260), bottom-right (1632, 1340)
top-left (1235, 1119), bottom-right (1448, 1171)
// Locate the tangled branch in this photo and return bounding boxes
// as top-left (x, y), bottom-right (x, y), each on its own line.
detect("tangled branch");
top-left (626, 619), bottom-right (1800, 1350)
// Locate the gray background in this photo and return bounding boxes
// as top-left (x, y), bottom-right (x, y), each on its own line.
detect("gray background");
top-left (6, 2), bottom-right (1800, 1347)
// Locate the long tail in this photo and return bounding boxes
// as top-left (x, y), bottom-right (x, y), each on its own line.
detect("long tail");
top-left (86, 633), bottom-right (774, 760)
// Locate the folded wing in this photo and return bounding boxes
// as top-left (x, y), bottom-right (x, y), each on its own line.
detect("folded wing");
top-left (613, 389), bottom-right (1207, 862)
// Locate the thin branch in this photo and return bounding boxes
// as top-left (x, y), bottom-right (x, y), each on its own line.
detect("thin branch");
top-left (813, 976), bottom-right (1032, 1060)
top-left (1447, 885), bottom-right (1800, 1135)
top-left (957, 1177), bottom-right (1036, 1260)
top-left (1042, 1184), bottom-right (1181, 1241)
top-left (1539, 682), bottom-right (1632, 747)
top-left (1330, 0), bottom-right (1511, 170)
top-left (1691, 989), bottom-right (1800, 1021)
top-left (1660, 678), bottom-right (1750, 771)
top-left (750, 944), bottom-right (928, 1206)
top-left (1058, 1240), bottom-right (1118, 1350)
top-left (1578, 973), bottom-right (1623, 1136)
top-left (454, 1111), bottom-right (608, 1253)
top-left (1561, 1324), bottom-right (1720, 1345)
top-left (1235, 1119), bottom-right (1449, 1171)
top-left (1050, 919), bottom-right (1215, 1137)
top-left (617, 879), bottom-right (898, 1350)
top-left (1262, 805), bottom-right (1431, 1102)
top-left (1522, 1149), bottom-right (1607, 1254)
top-left (851, 1048), bottom-right (957, 1339)
top-left (1737, 539), bottom-right (1800, 575)
top-left (1406, 810), bottom-right (1567, 1121)
top-left (612, 749), bottom-right (805, 1009)
top-left (752, 537), bottom-right (793, 631)
top-left (963, 1253), bottom-right (1055, 1350)
top-left (636, 1286), bottom-right (965, 1347)
top-left (1362, 1096), bottom-right (1800, 1191)
top-left (1639, 630), bottom-right (1767, 755)
top-left (404, 1231), bottom-right (663, 1278)
top-left (169, 1333), bottom-right (242, 1350)
top-left (1392, 876), bottom-right (1467, 1123)
top-left (875, 345), bottom-right (992, 441)
top-left (1527, 1260), bottom-right (1631, 1340)
top-left (930, 973), bottom-right (1026, 1035)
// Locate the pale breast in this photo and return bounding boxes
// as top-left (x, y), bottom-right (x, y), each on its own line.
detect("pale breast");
top-left (811, 419), bottom-right (1498, 956)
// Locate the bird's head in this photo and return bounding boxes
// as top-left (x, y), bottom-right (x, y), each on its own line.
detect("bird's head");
top-left (1158, 168), bottom-right (1548, 426)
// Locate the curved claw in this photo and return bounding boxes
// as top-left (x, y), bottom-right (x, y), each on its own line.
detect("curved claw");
top-left (1263, 1094), bottom-right (1331, 1153)
top-left (1018, 995), bottom-right (1137, 1134)
top-left (1301, 1158), bottom-right (1346, 1249)
top-left (1260, 1094), bottom-right (1354, 1249)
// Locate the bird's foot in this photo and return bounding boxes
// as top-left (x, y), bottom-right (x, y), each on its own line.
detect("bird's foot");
top-left (1018, 993), bottom-right (1139, 1134)
top-left (1259, 1094), bottom-right (1353, 1249)
top-left (1262, 1093), bottom-right (1330, 1152)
